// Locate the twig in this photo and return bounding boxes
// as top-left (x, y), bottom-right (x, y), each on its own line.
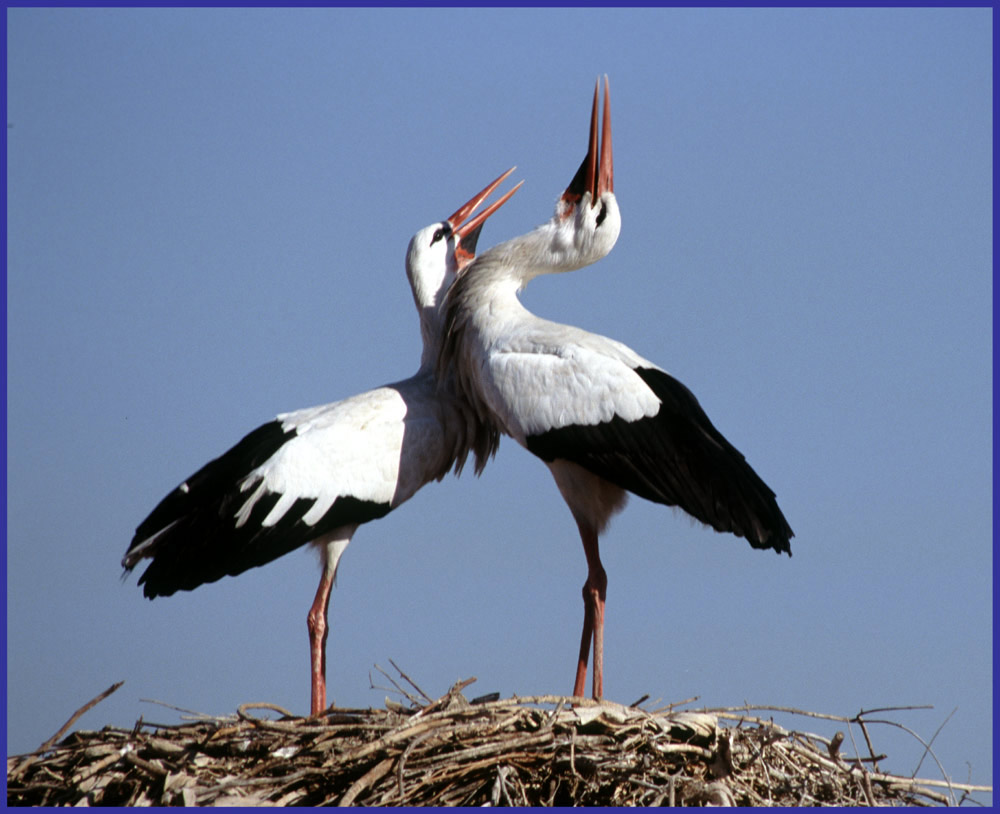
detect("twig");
top-left (410, 676), bottom-right (478, 718)
top-left (40, 681), bottom-right (125, 753)
top-left (237, 701), bottom-right (298, 720)
top-left (911, 705), bottom-right (955, 779)
top-left (373, 663), bottom-right (423, 708)
top-left (853, 715), bottom-right (957, 805)
top-left (705, 703), bottom-right (852, 723)
top-left (854, 714), bottom-right (881, 772)
top-left (857, 704), bottom-right (934, 716)
top-left (858, 767), bottom-right (876, 806)
top-left (546, 699), bottom-right (566, 730)
top-left (828, 730), bottom-right (845, 760)
top-left (388, 658), bottom-right (433, 704)
top-left (195, 767), bottom-right (318, 803)
top-left (651, 695), bottom-right (699, 715)
top-left (10, 680), bottom-right (125, 779)
top-left (123, 750), bottom-right (168, 779)
top-left (871, 775), bottom-right (992, 794)
top-left (139, 697), bottom-right (222, 720)
top-left (397, 728), bottom-right (438, 802)
top-left (337, 757), bottom-right (395, 806)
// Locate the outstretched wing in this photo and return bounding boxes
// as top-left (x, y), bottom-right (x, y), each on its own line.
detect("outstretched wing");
top-left (122, 389), bottom-right (422, 597)
top-left (491, 332), bottom-right (793, 554)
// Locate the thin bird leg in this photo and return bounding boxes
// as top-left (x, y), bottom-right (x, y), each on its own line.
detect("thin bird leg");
top-left (572, 524), bottom-right (608, 699)
top-left (573, 586), bottom-right (594, 698)
top-left (306, 567), bottom-right (335, 716)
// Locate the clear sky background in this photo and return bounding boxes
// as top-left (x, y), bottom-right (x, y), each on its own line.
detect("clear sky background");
top-left (6, 7), bottom-right (992, 796)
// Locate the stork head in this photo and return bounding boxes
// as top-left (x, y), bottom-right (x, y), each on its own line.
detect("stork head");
top-left (545, 76), bottom-right (620, 272)
top-left (407, 170), bottom-right (523, 371)
top-left (406, 167), bottom-right (522, 313)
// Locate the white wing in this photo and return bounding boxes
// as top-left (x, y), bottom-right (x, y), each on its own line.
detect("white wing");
top-left (482, 319), bottom-right (663, 442)
top-left (123, 377), bottom-right (462, 596)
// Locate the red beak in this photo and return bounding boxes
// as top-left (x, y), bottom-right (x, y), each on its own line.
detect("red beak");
top-left (448, 168), bottom-right (523, 266)
top-left (561, 76), bottom-right (614, 209)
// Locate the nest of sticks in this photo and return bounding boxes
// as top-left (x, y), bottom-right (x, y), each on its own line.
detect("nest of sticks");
top-left (7, 672), bottom-right (991, 807)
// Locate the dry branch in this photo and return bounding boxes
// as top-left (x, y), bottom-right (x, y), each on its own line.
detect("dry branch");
top-left (6, 678), bottom-right (991, 807)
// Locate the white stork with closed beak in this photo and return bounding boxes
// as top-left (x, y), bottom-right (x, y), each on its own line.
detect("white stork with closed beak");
top-left (439, 78), bottom-right (794, 700)
top-left (122, 170), bottom-right (522, 716)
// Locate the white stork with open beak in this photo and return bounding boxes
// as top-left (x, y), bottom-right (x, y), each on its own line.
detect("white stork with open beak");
top-left (122, 170), bottom-right (521, 716)
top-left (440, 78), bottom-right (793, 700)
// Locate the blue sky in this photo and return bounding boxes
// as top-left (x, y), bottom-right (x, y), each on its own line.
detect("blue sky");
top-left (6, 7), bottom-right (992, 796)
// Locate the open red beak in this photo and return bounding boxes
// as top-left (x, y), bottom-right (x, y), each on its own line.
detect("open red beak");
top-left (448, 167), bottom-right (523, 266)
top-left (561, 76), bottom-right (614, 209)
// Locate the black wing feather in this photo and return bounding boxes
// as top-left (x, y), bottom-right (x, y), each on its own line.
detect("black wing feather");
top-left (123, 419), bottom-right (391, 598)
top-left (526, 367), bottom-right (793, 554)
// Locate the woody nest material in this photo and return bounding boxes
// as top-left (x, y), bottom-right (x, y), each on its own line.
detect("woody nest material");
top-left (7, 670), bottom-right (991, 807)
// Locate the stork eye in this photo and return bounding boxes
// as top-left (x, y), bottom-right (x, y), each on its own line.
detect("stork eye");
top-left (431, 224), bottom-right (451, 245)
top-left (595, 201), bottom-right (608, 227)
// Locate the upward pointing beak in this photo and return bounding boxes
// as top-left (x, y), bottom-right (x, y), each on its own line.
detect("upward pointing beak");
top-left (449, 168), bottom-right (524, 266)
top-left (561, 76), bottom-right (614, 209)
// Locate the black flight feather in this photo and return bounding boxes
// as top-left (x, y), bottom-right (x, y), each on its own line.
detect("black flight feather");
top-left (526, 367), bottom-right (793, 555)
top-left (123, 419), bottom-right (391, 598)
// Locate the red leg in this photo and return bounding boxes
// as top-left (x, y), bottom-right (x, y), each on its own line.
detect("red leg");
top-left (590, 573), bottom-right (606, 700)
top-left (572, 524), bottom-right (607, 700)
top-left (306, 569), bottom-right (334, 717)
top-left (573, 584), bottom-right (595, 698)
